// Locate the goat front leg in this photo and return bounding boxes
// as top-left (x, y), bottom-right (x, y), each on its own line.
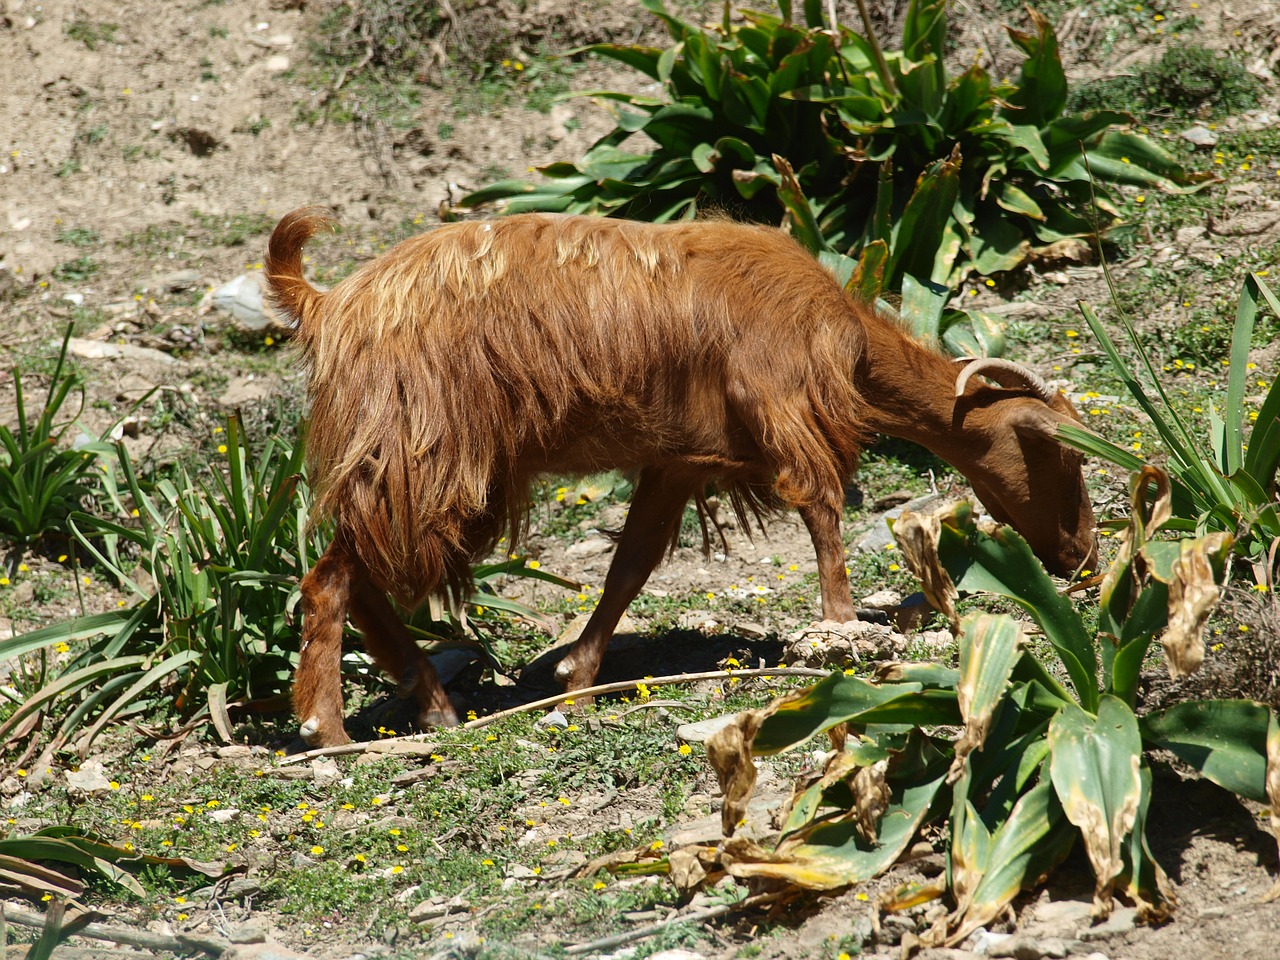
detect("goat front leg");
top-left (555, 468), bottom-right (694, 696)
top-left (798, 498), bottom-right (856, 623)
top-left (349, 576), bottom-right (459, 729)
top-left (295, 541), bottom-right (356, 747)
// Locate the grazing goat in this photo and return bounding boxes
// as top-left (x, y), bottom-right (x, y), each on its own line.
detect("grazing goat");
top-left (265, 209), bottom-right (1097, 746)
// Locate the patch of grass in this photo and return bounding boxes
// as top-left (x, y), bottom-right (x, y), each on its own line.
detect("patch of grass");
top-left (1071, 43), bottom-right (1261, 121)
top-left (191, 211), bottom-right (275, 247)
top-left (52, 255), bottom-right (99, 282)
top-left (56, 227), bottom-right (101, 247)
top-left (65, 19), bottom-right (118, 50)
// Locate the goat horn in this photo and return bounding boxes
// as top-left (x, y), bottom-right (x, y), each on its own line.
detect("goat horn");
top-left (954, 358), bottom-right (1057, 402)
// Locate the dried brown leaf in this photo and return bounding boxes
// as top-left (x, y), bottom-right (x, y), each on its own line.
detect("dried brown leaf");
top-left (894, 508), bottom-right (959, 627)
top-left (706, 707), bottom-right (772, 836)
top-left (1160, 533), bottom-right (1230, 679)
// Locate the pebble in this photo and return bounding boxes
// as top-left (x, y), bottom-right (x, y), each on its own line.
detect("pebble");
top-left (221, 941), bottom-right (308, 960)
top-left (565, 537), bottom-right (613, 559)
top-left (1181, 124), bottom-right (1218, 147)
top-left (65, 759), bottom-right (113, 796)
top-left (988, 935), bottom-right (1075, 959)
top-left (213, 273), bottom-right (269, 329)
top-left (1081, 906), bottom-right (1137, 941)
top-left (674, 713), bottom-right (740, 743)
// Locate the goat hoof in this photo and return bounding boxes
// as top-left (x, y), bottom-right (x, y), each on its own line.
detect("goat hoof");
top-left (419, 705), bottom-right (460, 729)
top-left (397, 665), bottom-right (422, 697)
top-left (553, 656), bottom-right (577, 684)
top-left (299, 716), bottom-right (352, 747)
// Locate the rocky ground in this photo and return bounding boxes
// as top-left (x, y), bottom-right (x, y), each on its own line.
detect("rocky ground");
top-left (3, 0), bottom-right (1280, 958)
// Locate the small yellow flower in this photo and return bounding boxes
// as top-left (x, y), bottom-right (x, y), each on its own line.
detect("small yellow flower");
top-left (217, 444), bottom-right (228, 454)
top-left (109, 781), bottom-right (121, 790)
top-left (391, 864), bottom-right (404, 874)
top-left (177, 913), bottom-right (189, 921)
top-left (311, 845), bottom-right (325, 856)
top-left (678, 743), bottom-right (692, 756)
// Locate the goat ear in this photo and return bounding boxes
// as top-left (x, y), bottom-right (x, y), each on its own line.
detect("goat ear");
top-left (1006, 403), bottom-right (1099, 445)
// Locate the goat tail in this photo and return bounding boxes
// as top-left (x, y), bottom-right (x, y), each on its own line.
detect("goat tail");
top-left (264, 207), bottom-right (336, 331)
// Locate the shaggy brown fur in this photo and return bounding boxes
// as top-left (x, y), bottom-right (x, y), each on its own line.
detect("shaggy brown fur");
top-left (266, 208), bottom-right (1097, 746)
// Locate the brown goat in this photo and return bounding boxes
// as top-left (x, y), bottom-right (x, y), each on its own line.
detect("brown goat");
top-left (265, 209), bottom-right (1097, 746)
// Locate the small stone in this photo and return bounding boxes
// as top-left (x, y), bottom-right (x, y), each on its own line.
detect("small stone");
top-left (311, 757), bottom-right (341, 784)
top-left (220, 940), bottom-right (308, 960)
top-left (67, 338), bottom-right (178, 365)
top-left (565, 537), bottom-right (613, 559)
top-left (227, 919), bottom-right (269, 944)
top-left (1081, 906), bottom-right (1137, 941)
top-left (217, 745), bottom-right (253, 759)
top-left (676, 713), bottom-right (741, 743)
top-left (65, 760), bottom-right (113, 796)
top-left (213, 274), bottom-right (269, 329)
top-left (156, 269), bottom-right (202, 292)
top-left (1180, 124), bottom-right (1218, 148)
top-left (649, 950), bottom-right (707, 960)
top-left (1175, 225), bottom-right (1206, 245)
top-left (988, 935), bottom-right (1072, 959)
top-left (536, 709), bottom-right (569, 729)
top-left (1029, 898), bottom-right (1093, 926)
top-left (207, 808), bottom-right (240, 823)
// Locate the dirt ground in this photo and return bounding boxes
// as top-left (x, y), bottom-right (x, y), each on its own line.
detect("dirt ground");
top-left (3, 0), bottom-right (1280, 957)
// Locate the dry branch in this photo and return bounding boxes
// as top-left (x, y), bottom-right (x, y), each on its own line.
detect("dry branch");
top-left (279, 666), bottom-right (832, 764)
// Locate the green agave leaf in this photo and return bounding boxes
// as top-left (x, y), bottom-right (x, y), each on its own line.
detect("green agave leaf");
top-left (773, 154), bottom-right (829, 255)
top-left (952, 614), bottom-right (1024, 774)
top-left (923, 503), bottom-right (1098, 712)
top-left (76, 649), bottom-right (203, 756)
top-left (1140, 699), bottom-right (1273, 802)
top-left (753, 672), bottom-right (959, 755)
top-left (952, 768), bottom-right (1075, 943)
top-left (1048, 696), bottom-right (1143, 914)
top-left (1120, 763), bottom-right (1175, 920)
top-left (582, 43), bottom-right (667, 80)
top-left (1003, 9), bottom-right (1066, 128)
top-left (753, 769), bottom-right (949, 888)
top-left (0, 610), bottom-right (138, 661)
top-left (1085, 132), bottom-right (1208, 191)
top-left (900, 273), bottom-right (950, 343)
top-left (850, 239), bottom-right (889, 301)
top-left (940, 308), bottom-right (1006, 359)
top-left (887, 148), bottom-right (961, 288)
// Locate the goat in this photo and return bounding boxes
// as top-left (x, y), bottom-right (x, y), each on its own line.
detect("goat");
top-left (265, 208), bottom-right (1097, 746)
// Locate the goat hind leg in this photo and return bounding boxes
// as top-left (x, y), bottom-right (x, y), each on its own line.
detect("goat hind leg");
top-left (798, 498), bottom-right (856, 623)
top-left (295, 541), bottom-right (356, 747)
top-left (349, 576), bottom-right (459, 729)
top-left (556, 469), bottom-right (693, 695)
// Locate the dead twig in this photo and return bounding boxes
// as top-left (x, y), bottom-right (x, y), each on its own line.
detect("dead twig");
top-left (0, 903), bottom-right (229, 956)
top-left (563, 892), bottom-right (783, 956)
top-left (279, 667), bottom-right (832, 764)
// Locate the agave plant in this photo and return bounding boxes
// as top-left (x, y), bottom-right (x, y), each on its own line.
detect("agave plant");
top-left (1059, 272), bottom-right (1280, 579)
top-left (0, 325), bottom-right (119, 548)
top-left (464, 0), bottom-right (1207, 293)
top-left (696, 467), bottom-right (1276, 944)
top-left (0, 415), bottom-right (573, 760)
